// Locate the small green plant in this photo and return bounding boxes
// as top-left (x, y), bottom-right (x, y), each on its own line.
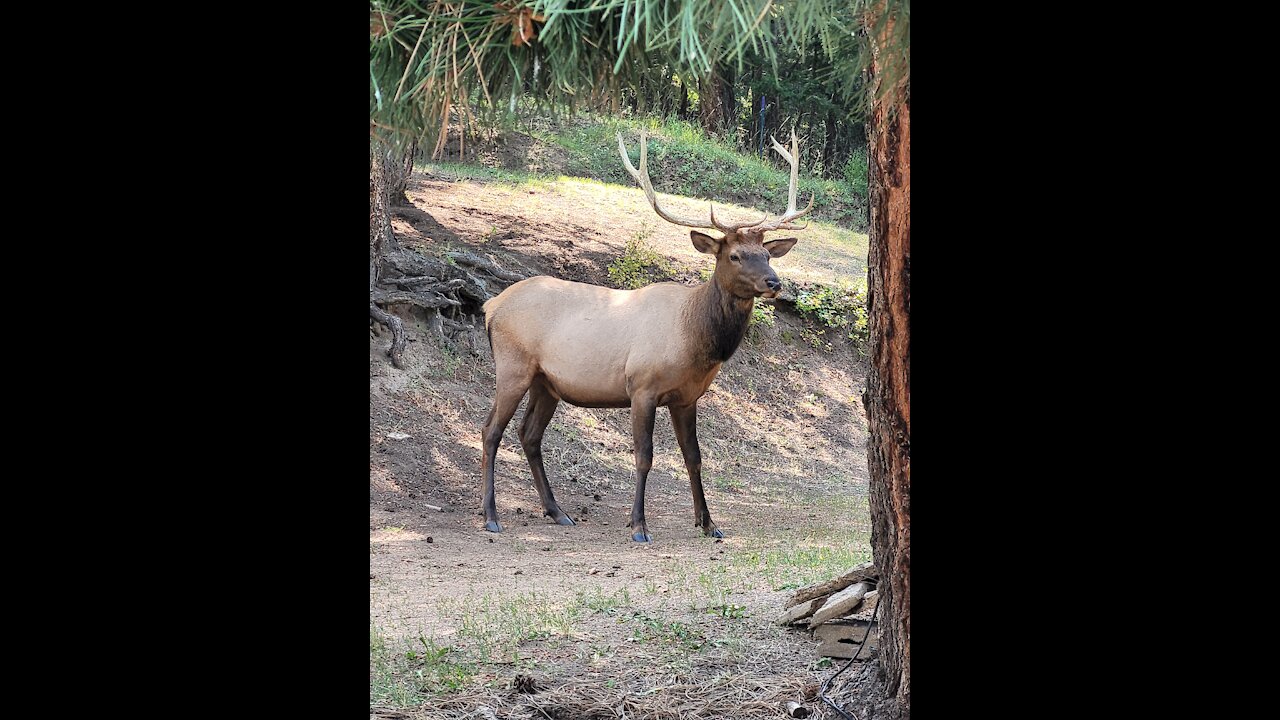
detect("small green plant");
top-left (576, 587), bottom-right (632, 614)
top-left (429, 342), bottom-right (466, 379)
top-left (607, 223), bottom-right (674, 289)
top-left (801, 328), bottom-right (830, 351)
top-left (370, 627), bottom-right (477, 705)
top-left (709, 603), bottom-right (748, 619)
top-left (444, 591), bottom-right (578, 663)
top-left (747, 302), bottom-right (776, 343)
top-left (628, 612), bottom-right (704, 650)
top-left (751, 303), bottom-right (775, 328)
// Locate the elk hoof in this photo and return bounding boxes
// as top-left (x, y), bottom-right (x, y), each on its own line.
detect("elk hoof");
top-left (703, 526), bottom-right (724, 539)
top-left (553, 514), bottom-right (576, 526)
top-left (484, 520), bottom-right (503, 533)
top-left (632, 531), bottom-right (653, 543)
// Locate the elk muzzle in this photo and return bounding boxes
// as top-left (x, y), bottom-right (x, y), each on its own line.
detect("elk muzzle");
top-left (759, 276), bottom-right (782, 298)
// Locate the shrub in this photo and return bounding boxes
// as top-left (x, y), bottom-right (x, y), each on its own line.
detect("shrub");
top-left (795, 281), bottom-right (869, 344)
top-left (843, 147), bottom-right (868, 198)
top-left (607, 224), bottom-right (674, 289)
top-left (751, 302), bottom-right (776, 328)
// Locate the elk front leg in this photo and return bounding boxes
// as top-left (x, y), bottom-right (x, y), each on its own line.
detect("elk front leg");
top-left (670, 402), bottom-right (722, 538)
top-left (628, 395), bottom-right (658, 543)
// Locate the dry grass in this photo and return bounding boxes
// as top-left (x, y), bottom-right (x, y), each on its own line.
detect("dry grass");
top-left (403, 665), bottom-right (815, 719)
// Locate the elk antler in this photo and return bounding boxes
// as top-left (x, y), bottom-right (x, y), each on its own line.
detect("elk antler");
top-left (618, 130), bottom-right (766, 233)
top-left (749, 130), bottom-right (815, 232)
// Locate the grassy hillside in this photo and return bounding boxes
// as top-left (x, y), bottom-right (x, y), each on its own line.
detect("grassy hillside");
top-left (425, 116), bottom-right (868, 231)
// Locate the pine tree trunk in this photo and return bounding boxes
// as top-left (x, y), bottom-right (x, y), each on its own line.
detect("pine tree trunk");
top-left (823, 109), bottom-right (837, 176)
top-left (370, 142), bottom-right (407, 368)
top-left (861, 52), bottom-right (911, 720)
top-left (719, 66), bottom-right (736, 136)
top-left (387, 140), bottom-right (416, 207)
top-left (698, 71), bottom-right (724, 136)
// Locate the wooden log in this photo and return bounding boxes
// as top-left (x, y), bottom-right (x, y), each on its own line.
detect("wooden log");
top-left (814, 619), bottom-right (879, 659)
top-left (786, 561), bottom-right (877, 607)
top-left (807, 581), bottom-right (873, 629)
top-left (847, 590), bottom-right (878, 620)
top-left (775, 594), bottom-right (831, 626)
top-left (813, 621), bottom-right (869, 643)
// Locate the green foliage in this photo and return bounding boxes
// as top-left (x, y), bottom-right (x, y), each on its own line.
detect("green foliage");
top-left (709, 603), bottom-right (748, 619)
top-left (447, 591), bottom-right (578, 662)
top-left (750, 302), bottom-right (775, 328)
top-left (627, 612), bottom-right (704, 650)
top-left (576, 587), bottom-right (632, 615)
top-left (747, 302), bottom-right (775, 344)
top-left (843, 147), bottom-right (868, 198)
top-left (370, 626), bottom-right (476, 705)
top-left (371, 0), bottom-right (909, 162)
top-left (554, 116), bottom-right (864, 228)
top-left (607, 223), bottom-right (675, 289)
top-left (795, 280), bottom-right (869, 344)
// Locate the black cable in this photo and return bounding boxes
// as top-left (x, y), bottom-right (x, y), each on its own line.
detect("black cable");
top-left (817, 594), bottom-right (882, 720)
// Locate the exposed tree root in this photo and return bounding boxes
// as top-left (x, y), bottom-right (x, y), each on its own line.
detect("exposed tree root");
top-left (369, 301), bottom-right (407, 369)
top-left (370, 140), bottom-right (530, 367)
top-left (371, 245), bottom-right (527, 365)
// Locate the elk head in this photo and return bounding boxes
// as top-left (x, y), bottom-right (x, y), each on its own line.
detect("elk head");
top-left (617, 129), bottom-right (814, 299)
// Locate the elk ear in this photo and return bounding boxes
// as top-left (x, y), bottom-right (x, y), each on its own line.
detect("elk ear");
top-left (764, 238), bottom-right (797, 258)
top-left (690, 231), bottom-right (721, 255)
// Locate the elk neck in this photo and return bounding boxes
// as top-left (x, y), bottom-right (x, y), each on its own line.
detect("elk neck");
top-left (688, 272), bottom-right (754, 365)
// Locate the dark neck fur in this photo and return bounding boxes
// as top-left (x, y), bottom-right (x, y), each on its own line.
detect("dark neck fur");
top-left (691, 276), bottom-right (753, 364)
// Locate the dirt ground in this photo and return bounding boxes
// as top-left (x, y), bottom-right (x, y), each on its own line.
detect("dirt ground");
top-left (371, 172), bottom-right (873, 719)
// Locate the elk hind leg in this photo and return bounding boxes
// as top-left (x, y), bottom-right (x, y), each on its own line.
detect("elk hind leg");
top-left (481, 367), bottom-right (534, 533)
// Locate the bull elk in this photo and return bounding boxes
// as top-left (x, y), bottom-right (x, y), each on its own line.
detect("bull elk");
top-left (480, 129), bottom-right (813, 542)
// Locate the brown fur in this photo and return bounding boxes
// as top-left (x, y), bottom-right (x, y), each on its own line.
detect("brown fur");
top-left (479, 228), bottom-right (797, 541)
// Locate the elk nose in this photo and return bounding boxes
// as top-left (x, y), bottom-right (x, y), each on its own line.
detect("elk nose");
top-left (766, 278), bottom-right (781, 291)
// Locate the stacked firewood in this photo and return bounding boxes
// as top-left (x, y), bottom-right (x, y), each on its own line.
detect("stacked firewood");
top-left (777, 562), bottom-right (880, 659)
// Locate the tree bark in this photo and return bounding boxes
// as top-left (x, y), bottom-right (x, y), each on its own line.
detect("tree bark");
top-left (719, 65), bottom-right (736, 136)
top-left (387, 140), bottom-right (416, 206)
top-left (698, 71), bottom-right (725, 136)
top-left (823, 108), bottom-right (837, 176)
top-left (370, 142), bottom-right (407, 368)
top-left (862, 35), bottom-right (911, 719)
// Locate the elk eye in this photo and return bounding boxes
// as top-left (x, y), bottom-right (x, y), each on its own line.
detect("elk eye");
top-left (730, 254), bottom-right (740, 262)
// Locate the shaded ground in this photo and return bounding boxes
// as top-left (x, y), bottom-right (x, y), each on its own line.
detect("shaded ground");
top-left (371, 170), bottom-right (872, 719)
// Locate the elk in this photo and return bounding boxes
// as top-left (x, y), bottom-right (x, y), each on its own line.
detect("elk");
top-left (480, 129), bottom-right (813, 542)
